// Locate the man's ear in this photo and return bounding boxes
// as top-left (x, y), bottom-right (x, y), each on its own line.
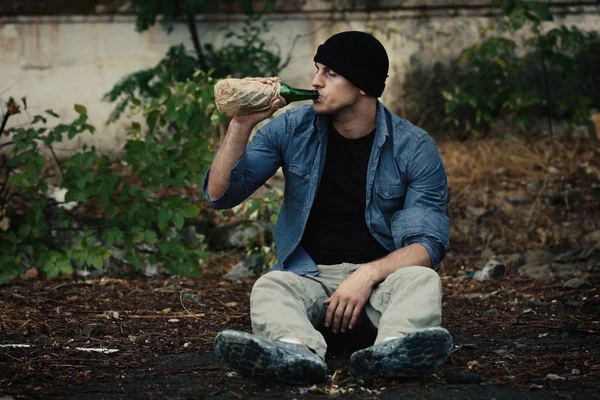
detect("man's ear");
top-left (359, 89), bottom-right (367, 96)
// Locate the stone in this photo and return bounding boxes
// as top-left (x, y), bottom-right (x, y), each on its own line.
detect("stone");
top-left (244, 253), bottom-right (266, 275)
top-left (505, 195), bottom-right (532, 205)
top-left (545, 373), bottom-right (566, 381)
top-left (465, 206), bottom-right (486, 219)
top-left (519, 262), bottom-right (588, 281)
top-left (528, 298), bottom-right (548, 307)
top-left (562, 278), bottom-right (593, 290)
top-left (225, 253), bottom-right (266, 281)
top-left (464, 293), bottom-right (491, 299)
top-left (473, 260), bottom-right (505, 280)
top-left (523, 250), bottom-right (555, 267)
top-left (225, 261), bottom-right (253, 281)
top-left (210, 222), bottom-right (259, 250)
top-left (504, 253), bottom-right (525, 271)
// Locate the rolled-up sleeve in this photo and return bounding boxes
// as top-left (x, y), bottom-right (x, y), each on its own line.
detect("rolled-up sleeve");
top-left (202, 113), bottom-right (288, 209)
top-left (391, 134), bottom-right (450, 267)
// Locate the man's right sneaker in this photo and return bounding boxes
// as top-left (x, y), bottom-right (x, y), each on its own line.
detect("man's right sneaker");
top-left (214, 330), bottom-right (328, 384)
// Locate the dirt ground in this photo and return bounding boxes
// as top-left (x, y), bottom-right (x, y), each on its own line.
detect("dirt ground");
top-left (1, 276), bottom-right (599, 399)
top-left (1, 137), bottom-right (600, 399)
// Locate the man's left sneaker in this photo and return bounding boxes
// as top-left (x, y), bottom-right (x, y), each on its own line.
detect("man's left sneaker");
top-left (350, 327), bottom-right (453, 379)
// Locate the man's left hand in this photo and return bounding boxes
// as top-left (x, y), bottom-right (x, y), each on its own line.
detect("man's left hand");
top-left (323, 266), bottom-right (377, 334)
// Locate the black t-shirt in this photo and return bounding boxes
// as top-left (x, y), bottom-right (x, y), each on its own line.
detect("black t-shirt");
top-left (299, 124), bottom-right (389, 265)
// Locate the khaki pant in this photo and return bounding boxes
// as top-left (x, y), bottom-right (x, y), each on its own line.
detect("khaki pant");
top-left (250, 263), bottom-right (443, 359)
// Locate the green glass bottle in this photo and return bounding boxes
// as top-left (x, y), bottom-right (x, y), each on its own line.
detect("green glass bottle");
top-left (279, 82), bottom-right (320, 103)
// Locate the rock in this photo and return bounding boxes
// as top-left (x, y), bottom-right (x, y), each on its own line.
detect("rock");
top-left (545, 373), bottom-right (566, 381)
top-left (465, 206), bottom-right (486, 219)
top-left (505, 195), bottom-right (532, 205)
top-left (142, 263), bottom-right (159, 277)
top-left (210, 222), bottom-right (259, 250)
top-left (179, 225), bottom-right (204, 249)
top-left (485, 308), bottom-right (500, 315)
top-left (582, 229), bottom-right (600, 244)
top-left (225, 261), bottom-right (253, 281)
top-left (464, 293), bottom-right (491, 299)
top-left (546, 191), bottom-right (585, 206)
top-left (519, 262), bottom-right (586, 280)
top-left (528, 298), bottom-right (548, 307)
top-left (515, 343), bottom-right (529, 350)
top-left (528, 384), bottom-right (544, 391)
top-left (445, 372), bottom-right (483, 384)
top-left (503, 253), bottom-right (525, 271)
top-left (563, 278), bottom-right (593, 290)
top-left (225, 253), bottom-right (266, 281)
top-left (244, 253), bottom-right (266, 275)
top-left (548, 166), bottom-right (560, 174)
top-left (473, 260), bottom-right (505, 280)
top-left (523, 250), bottom-right (555, 267)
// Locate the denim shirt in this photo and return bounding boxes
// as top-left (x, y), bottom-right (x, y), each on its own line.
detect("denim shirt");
top-left (203, 102), bottom-right (450, 276)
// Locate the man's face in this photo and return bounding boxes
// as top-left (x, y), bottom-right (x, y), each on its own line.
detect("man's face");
top-left (311, 62), bottom-right (362, 115)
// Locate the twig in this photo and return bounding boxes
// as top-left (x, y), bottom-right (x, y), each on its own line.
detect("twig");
top-left (47, 145), bottom-right (65, 179)
top-left (0, 112), bottom-right (9, 136)
top-left (180, 289), bottom-right (204, 321)
top-left (525, 177), bottom-right (548, 225)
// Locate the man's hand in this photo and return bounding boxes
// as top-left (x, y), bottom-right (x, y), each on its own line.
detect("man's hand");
top-left (231, 77), bottom-right (280, 127)
top-left (323, 266), bottom-right (377, 334)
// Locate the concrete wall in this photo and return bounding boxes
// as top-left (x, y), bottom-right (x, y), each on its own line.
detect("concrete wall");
top-left (1, 1), bottom-right (599, 154)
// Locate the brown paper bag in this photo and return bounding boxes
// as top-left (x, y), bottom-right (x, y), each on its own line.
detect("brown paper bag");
top-left (214, 78), bottom-right (286, 116)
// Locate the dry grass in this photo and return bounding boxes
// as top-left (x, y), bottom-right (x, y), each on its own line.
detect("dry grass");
top-left (437, 137), bottom-right (600, 275)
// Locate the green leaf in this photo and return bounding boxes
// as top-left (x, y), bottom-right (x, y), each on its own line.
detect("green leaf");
top-left (158, 209), bottom-right (169, 232)
top-left (144, 230), bottom-right (158, 244)
top-left (74, 104), bottom-right (87, 116)
top-left (174, 213), bottom-right (184, 230)
top-left (18, 224), bottom-right (31, 238)
top-left (57, 259), bottom-right (73, 274)
top-left (180, 204), bottom-right (199, 218)
top-left (91, 255), bottom-right (104, 269)
top-left (32, 115), bottom-right (47, 124)
top-left (45, 109), bottom-right (60, 118)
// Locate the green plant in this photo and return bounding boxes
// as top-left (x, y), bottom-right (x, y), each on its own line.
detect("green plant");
top-left (233, 186), bottom-right (283, 271)
top-left (203, 15), bottom-right (281, 78)
top-left (0, 71), bottom-right (225, 282)
top-left (442, 0), bottom-right (599, 136)
top-left (0, 99), bottom-right (100, 281)
top-left (104, 16), bottom-right (282, 125)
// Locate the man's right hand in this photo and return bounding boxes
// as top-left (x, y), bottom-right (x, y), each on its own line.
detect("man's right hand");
top-left (207, 77), bottom-right (280, 201)
top-left (231, 77), bottom-right (281, 128)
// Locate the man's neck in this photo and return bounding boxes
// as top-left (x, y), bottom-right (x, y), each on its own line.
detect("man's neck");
top-left (331, 99), bottom-right (378, 139)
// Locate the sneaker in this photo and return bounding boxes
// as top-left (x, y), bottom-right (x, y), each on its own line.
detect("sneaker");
top-left (350, 327), bottom-right (453, 379)
top-left (214, 330), bottom-right (328, 384)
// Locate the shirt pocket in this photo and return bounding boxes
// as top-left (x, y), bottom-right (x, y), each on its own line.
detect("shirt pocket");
top-left (374, 182), bottom-right (406, 217)
top-left (286, 162), bottom-right (311, 205)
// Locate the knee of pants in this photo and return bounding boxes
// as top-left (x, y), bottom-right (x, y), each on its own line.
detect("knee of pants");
top-left (250, 270), bottom-right (296, 301)
top-left (387, 265), bottom-right (441, 287)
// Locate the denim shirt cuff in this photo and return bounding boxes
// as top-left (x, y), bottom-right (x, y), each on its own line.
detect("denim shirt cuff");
top-left (390, 208), bottom-right (450, 266)
top-left (202, 153), bottom-right (248, 209)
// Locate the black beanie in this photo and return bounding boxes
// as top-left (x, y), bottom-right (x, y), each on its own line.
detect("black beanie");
top-left (314, 31), bottom-right (389, 98)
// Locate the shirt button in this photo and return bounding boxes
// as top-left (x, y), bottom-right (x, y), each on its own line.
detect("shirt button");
top-left (384, 192), bottom-right (389, 197)
top-left (313, 174), bottom-right (317, 179)
top-left (305, 174), bottom-right (310, 179)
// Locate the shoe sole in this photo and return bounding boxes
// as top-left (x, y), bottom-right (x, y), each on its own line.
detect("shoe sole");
top-left (214, 330), bottom-right (327, 384)
top-left (350, 327), bottom-right (453, 379)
